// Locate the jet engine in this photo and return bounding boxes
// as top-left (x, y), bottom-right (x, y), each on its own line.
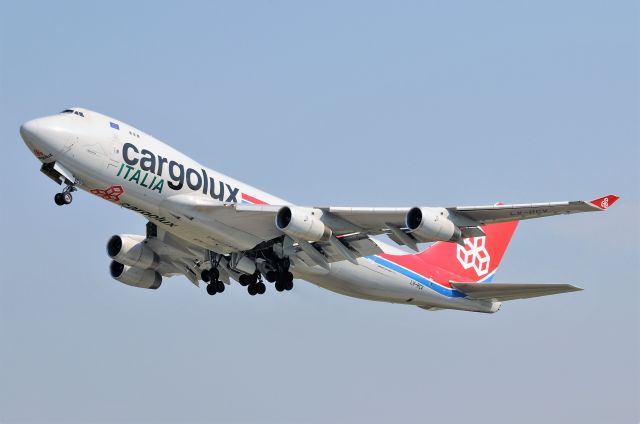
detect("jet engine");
top-left (276, 206), bottom-right (332, 242)
top-left (110, 260), bottom-right (162, 289)
top-left (107, 234), bottom-right (160, 270)
top-left (406, 207), bottom-right (462, 242)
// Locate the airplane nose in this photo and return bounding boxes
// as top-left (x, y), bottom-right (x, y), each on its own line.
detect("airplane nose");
top-left (19, 115), bottom-right (72, 159)
top-left (19, 118), bottom-right (43, 144)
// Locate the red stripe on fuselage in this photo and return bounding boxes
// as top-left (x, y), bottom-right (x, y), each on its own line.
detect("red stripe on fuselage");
top-left (242, 193), bottom-right (268, 205)
top-left (377, 253), bottom-right (458, 288)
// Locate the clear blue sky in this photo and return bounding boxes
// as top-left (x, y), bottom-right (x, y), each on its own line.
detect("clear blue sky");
top-left (1, 1), bottom-right (638, 423)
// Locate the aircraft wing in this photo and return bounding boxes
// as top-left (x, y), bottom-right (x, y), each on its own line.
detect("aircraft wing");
top-left (158, 193), bottom-right (618, 263)
top-left (124, 194), bottom-right (617, 287)
top-left (449, 194), bottom-right (620, 224)
top-left (316, 194), bottom-right (618, 250)
top-left (325, 194), bottom-right (619, 229)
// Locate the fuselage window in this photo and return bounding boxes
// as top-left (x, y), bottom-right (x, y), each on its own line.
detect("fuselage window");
top-left (61, 109), bottom-right (74, 114)
top-left (73, 111), bottom-right (85, 117)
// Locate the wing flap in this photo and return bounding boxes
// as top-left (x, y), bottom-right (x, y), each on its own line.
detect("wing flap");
top-left (451, 282), bottom-right (583, 301)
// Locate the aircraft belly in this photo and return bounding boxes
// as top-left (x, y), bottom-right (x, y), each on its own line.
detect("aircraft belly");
top-left (296, 258), bottom-right (497, 312)
top-left (296, 258), bottom-right (444, 306)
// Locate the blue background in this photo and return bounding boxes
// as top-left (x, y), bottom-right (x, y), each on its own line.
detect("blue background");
top-left (1, 1), bottom-right (638, 423)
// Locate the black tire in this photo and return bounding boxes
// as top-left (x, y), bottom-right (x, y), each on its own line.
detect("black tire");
top-left (201, 270), bottom-right (211, 282)
top-left (239, 275), bottom-right (250, 286)
top-left (285, 280), bottom-right (293, 291)
top-left (256, 282), bottom-right (266, 295)
top-left (265, 271), bottom-right (276, 283)
top-left (210, 268), bottom-right (220, 280)
top-left (286, 272), bottom-right (294, 283)
top-left (206, 283), bottom-right (217, 295)
top-left (54, 193), bottom-right (65, 206)
top-left (216, 280), bottom-right (225, 293)
top-left (275, 282), bottom-right (284, 292)
top-left (247, 284), bottom-right (257, 296)
top-left (63, 192), bottom-right (73, 204)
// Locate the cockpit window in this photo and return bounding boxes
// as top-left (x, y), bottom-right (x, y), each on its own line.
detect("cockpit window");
top-left (60, 109), bottom-right (85, 117)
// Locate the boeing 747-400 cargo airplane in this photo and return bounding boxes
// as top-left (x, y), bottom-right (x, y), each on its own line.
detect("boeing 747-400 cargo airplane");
top-left (19, 108), bottom-right (618, 313)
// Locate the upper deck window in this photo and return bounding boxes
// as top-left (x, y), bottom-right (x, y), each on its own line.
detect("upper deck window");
top-left (61, 109), bottom-right (74, 114)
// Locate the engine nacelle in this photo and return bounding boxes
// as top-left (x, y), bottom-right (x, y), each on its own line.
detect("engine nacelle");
top-left (406, 207), bottom-right (462, 242)
top-left (107, 234), bottom-right (160, 270)
top-left (110, 261), bottom-right (162, 289)
top-left (275, 206), bottom-right (332, 242)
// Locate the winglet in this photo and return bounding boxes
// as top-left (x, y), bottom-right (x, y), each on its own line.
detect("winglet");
top-left (590, 194), bottom-right (620, 210)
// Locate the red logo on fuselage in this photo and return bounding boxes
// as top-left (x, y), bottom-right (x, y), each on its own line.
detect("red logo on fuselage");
top-left (90, 185), bottom-right (125, 202)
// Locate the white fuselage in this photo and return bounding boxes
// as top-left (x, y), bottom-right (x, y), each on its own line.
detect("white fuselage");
top-left (20, 108), bottom-right (498, 313)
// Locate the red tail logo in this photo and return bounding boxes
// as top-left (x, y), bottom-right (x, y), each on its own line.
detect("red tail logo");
top-left (456, 237), bottom-right (491, 276)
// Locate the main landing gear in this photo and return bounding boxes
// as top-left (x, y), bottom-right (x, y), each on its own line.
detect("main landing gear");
top-left (238, 272), bottom-right (266, 296)
top-left (266, 258), bottom-right (294, 292)
top-left (267, 270), bottom-right (294, 292)
top-left (202, 267), bottom-right (226, 296)
top-left (54, 183), bottom-right (77, 206)
top-left (201, 254), bottom-right (294, 297)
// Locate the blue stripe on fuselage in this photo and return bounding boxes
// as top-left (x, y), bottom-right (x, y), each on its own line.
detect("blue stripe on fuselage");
top-left (367, 255), bottom-right (496, 298)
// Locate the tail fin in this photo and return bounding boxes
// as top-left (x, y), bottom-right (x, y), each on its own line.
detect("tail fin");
top-left (417, 220), bottom-right (518, 283)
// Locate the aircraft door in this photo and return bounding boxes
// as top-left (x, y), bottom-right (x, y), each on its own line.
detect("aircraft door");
top-left (108, 134), bottom-right (122, 171)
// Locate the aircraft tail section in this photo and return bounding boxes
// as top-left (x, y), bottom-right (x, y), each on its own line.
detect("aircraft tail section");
top-left (416, 220), bottom-right (519, 283)
top-left (451, 282), bottom-right (582, 301)
top-left (373, 208), bottom-right (585, 307)
top-left (373, 219), bottom-right (519, 298)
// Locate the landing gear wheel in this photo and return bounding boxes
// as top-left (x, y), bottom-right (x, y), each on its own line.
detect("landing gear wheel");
top-left (206, 283), bottom-right (217, 296)
top-left (210, 268), bottom-right (220, 281)
top-left (54, 193), bottom-right (65, 206)
top-left (216, 280), bottom-right (225, 293)
top-left (247, 284), bottom-right (257, 296)
top-left (62, 192), bottom-right (73, 204)
top-left (275, 281), bottom-right (285, 292)
top-left (239, 274), bottom-right (250, 286)
top-left (201, 270), bottom-right (211, 283)
top-left (265, 271), bottom-right (277, 283)
top-left (284, 280), bottom-right (293, 291)
top-left (285, 272), bottom-right (294, 283)
top-left (256, 282), bottom-right (266, 295)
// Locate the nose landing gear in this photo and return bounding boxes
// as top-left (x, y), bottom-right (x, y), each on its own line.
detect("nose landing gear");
top-left (54, 183), bottom-right (77, 206)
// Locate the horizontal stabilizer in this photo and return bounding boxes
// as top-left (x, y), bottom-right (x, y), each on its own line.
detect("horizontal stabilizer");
top-left (451, 282), bottom-right (582, 301)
